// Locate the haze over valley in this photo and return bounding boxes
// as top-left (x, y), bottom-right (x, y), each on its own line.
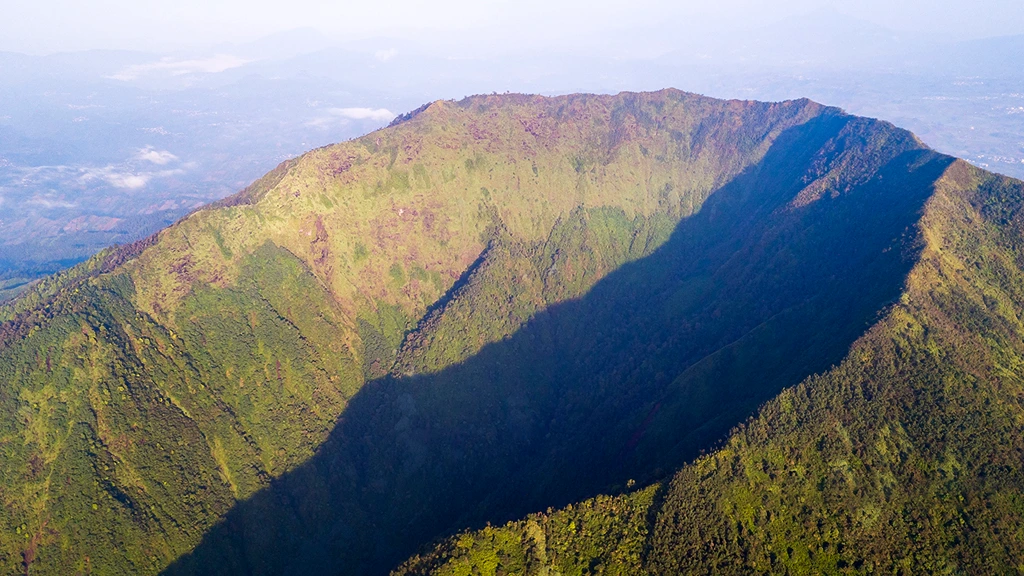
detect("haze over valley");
top-left (2, 6), bottom-right (1024, 294)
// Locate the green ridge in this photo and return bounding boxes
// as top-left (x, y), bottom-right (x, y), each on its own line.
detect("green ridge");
top-left (2, 89), bottom-right (1019, 575)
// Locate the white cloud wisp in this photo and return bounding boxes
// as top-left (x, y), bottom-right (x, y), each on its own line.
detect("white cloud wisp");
top-left (107, 54), bottom-right (250, 81)
top-left (136, 147), bottom-right (179, 165)
top-left (307, 107), bottom-right (397, 128)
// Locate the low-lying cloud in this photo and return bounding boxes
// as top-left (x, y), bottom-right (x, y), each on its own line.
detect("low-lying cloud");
top-left (375, 49), bottom-right (398, 62)
top-left (307, 107), bottom-right (396, 128)
top-left (1, 157), bottom-right (191, 212)
top-left (100, 171), bottom-right (151, 190)
top-left (108, 54), bottom-right (250, 81)
top-left (26, 195), bottom-right (77, 209)
top-left (335, 107), bottom-right (397, 121)
top-left (80, 166), bottom-right (185, 190)
top-left (136, 147), bottom-right (179, 165)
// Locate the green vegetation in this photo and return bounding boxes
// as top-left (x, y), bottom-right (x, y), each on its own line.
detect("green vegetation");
top-left (403, 162), bottom-right (1024, 575)
top-left (396, 486), bottom-right (659, 576)
top-left (1, 89), bottom-right (1022, 576)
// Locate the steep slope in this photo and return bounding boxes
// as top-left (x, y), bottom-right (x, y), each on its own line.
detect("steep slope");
top-left (163, 109), bottom-right (947, 575)
top-left (0, 89), bottom-right (964, 575)
top-left (395, 161), bottom-right (1024, 574)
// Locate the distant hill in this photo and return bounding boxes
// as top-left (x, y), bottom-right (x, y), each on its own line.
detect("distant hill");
top-left (2, 90), bottom-right (1023, 575)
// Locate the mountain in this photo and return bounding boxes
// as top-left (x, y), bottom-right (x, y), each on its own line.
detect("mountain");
top-left (1, 89), bottom-right (1022, 575)
top-left (394, 131), bottom-right (1024, 572)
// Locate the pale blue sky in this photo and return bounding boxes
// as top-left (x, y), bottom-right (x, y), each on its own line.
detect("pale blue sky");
top-left (4, 0), bottom-right (1024, 54)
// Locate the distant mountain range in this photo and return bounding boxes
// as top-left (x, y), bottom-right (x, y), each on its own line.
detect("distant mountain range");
top-left (2, 89), bottom-right (1024, 574)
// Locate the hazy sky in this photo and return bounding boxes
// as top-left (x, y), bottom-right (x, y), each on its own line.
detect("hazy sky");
top-left (5, 0), bottom-right (1024, 54)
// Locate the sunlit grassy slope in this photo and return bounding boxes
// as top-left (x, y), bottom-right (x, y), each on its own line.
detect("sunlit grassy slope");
top-left (2, 89), bottom-right (1014, 575)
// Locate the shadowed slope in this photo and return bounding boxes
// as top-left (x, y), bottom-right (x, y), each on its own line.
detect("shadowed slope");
top-left (396, 163), bottom-right (1024, 575)
top-left (163, 113), bottom-right (948, 575)
top-left (647, 161), bottom-right (1024, 574)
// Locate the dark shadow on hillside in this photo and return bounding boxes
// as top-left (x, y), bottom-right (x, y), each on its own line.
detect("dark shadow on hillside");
top-left (162, 115), bottom-right (954, 576)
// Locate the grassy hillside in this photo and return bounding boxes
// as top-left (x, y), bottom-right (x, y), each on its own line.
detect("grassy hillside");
top-left (164, 105), bottom-right (950, 574)
top-left (0, 89), bottom-right (993, 575)
top-left (398, 161), bottom-right (1024, 574)
top-left (0, 90), bottom-right (821, 574)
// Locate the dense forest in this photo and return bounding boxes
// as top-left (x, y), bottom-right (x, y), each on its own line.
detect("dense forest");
top-left (1, 90), bottom-right (1022, 575)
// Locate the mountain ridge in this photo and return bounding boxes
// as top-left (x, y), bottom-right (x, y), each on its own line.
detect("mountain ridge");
top-left (2, 89), bottom-right (1021, 574)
